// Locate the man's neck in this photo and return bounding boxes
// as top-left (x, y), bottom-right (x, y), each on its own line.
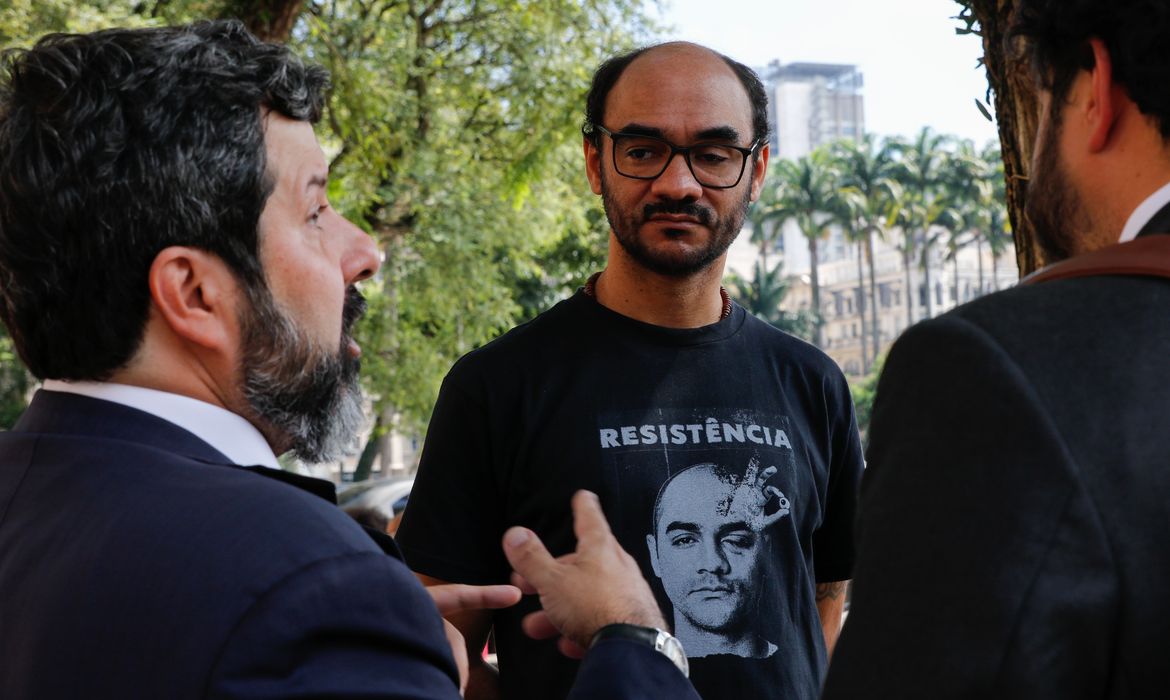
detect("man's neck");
top-left (594, 249), bottom-right (728, 329)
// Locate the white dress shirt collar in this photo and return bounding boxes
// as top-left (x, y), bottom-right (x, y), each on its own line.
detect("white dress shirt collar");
top-left (41, 380), bottom-right (280, 469)
top-left (1119, 181), bottom-right (1170, 243)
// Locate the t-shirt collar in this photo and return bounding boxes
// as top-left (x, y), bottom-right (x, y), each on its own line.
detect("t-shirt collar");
top-left (40, 379), bottom-right (280, 469)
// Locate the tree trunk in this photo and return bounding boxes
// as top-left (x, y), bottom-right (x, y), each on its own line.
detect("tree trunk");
top-left (976, 236), bottom-right (986, 295)
top-left (866, 229), bottom-right (881, 363)
top-left (963, 0), bottom-right (1044, 275)
top-left (856, 241), bottom-right (870, 373)
top-left (807, 227), bottom-right (824, 348)
top-left (902, 241), bottom-right (915, 328)
top-left (921, 232), bottom-right (934, 319)
top-left (804, 224), bottom-right (823, 351)
top-left (757, 220), bottom-right (772, 270)
top-left (952, 254), bottom-right (961, 307)
top-left (222, 0), bottom-right (306, 42)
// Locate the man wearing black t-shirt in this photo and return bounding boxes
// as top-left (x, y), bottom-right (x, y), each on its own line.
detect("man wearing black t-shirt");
top-left (397, 41), bottom-right (864, 700)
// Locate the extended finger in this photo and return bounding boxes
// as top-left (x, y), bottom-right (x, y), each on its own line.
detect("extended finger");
top-left (570, 490), bottom-right (614, 547)
top-left (758, 465), bottom-right (778, 485)
top-left (503, 526), bottom-right (558, 590)
top-left (744, 457), bottom-right (760, 484)
top-left (428, 583), bottom-right (522, 617)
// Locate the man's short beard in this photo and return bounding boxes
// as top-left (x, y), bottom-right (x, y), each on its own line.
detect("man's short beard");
top-left (1025, 108), bottom-right (1094, 263)
top-left (601, 167), bottom-right (751, 277)
top-left (238, 282), bottom-right (368, 463)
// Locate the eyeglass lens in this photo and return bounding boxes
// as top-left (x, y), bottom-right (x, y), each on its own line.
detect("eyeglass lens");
top-left (612, 135), bottom-right (745, 187)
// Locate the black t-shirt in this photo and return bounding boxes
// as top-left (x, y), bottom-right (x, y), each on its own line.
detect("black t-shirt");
top-left (397, 292), bottom-right (863, 700)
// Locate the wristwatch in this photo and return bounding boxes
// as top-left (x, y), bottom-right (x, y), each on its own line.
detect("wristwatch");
top-left (590, 623), bottom-right (689, 678)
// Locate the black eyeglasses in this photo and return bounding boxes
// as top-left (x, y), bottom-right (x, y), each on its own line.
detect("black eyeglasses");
top-left (592, 125), bottom-right (763, 189)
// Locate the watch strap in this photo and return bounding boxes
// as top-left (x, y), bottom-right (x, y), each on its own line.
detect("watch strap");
top-left (590, 623), bottom-right (689, 678)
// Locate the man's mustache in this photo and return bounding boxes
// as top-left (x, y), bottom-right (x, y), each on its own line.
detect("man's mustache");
top-left (342, 286), bottom-right (367, 334)
top-left (643, 199), bottom-right (714, 226)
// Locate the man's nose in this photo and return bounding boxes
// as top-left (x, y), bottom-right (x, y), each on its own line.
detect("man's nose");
top-left (338, 214), bottom-right (381, 285)
top-left (650, 152), bottom-right (703, 202)
top-left (697, 540), bottom-right (731, 575)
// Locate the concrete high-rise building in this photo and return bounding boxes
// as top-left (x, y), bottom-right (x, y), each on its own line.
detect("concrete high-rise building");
top-left (764, 62), bottom-right (865, 160)
top-left (725, 62), bottom-right (866, 285)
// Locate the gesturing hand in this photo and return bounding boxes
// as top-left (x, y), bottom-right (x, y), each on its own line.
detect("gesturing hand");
top-left (425, 583), bottom-right (520, 695)
top-left (501, 490), bottom-right (667, 658)
top-left (737, 457), bottom-right (791, 531)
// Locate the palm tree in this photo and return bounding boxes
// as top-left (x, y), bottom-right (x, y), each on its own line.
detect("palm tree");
top-left (942, 141), bottom-right (1013, 301)
top-left (890, 127), bottom-right (953, 322)
top-left (937, 141), bottom-right (988, 307)
top-left (746, 181), bottom-right (783, 270)
top-left (830, 188), bottom-right (871, 370)
top-left (830, 135), bottom-right (901, 369)
top-left (978, 143), bottom-right (1013, 292)
top-left (726, 258), bottom-right (813, 339)
top-left (767, 148), bottom-right (839, 347)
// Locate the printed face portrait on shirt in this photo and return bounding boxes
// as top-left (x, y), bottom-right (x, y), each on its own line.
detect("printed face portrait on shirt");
top-left (646, 461), bottom-right (790, 658)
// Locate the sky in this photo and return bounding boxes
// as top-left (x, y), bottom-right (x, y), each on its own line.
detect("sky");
top-left (654, 0), bottom-right (1000, 146)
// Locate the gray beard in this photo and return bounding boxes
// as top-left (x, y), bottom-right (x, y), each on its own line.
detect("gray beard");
top-left (238, 283), bottom-right (367, 464)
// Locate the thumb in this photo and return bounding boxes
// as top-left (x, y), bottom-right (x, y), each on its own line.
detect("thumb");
top-left (503, 527), bottom-right (557, 590)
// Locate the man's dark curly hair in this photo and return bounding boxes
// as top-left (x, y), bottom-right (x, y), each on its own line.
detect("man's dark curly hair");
top-left (1009, 0), bottom-right (1170, 137)
top-left (0, 20), bottom-right (329, 380)
top-left (582, 42), bottom-right (770, 156)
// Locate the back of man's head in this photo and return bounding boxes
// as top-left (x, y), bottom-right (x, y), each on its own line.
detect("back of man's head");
top-left (0, 20), bottom-right (329, 380)
top-left (1011, 0), bottom-right (1170, 137)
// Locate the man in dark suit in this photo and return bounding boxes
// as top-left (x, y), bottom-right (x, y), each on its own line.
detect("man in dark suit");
top-left (0, 22), bottom-right (696, 699)
top-left (821, 1), bottom-right (1170, 697)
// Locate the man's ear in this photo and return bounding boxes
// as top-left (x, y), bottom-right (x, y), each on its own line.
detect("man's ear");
top-left (646, 534), bottom-right (661, 578)
top-left (1086, 38), bottom-right (1121, 153)
top-left (584, 136), bottom-right (604, 195)
top-left (147, 246), bottom-right (238, 351)
top-left (749, 143), bottom-right (771, 202)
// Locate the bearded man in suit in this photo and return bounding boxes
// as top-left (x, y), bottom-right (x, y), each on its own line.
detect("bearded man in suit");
top-left (0, 21), bottom-right (695, 700)
top-left (822, 1), bottom-right (1170, 697)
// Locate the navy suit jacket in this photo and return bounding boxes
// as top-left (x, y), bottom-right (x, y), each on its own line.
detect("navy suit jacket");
top-left (822, 226), bottom-right (1170, 698)
top-left (0, 390), bottom-right (696, 699)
